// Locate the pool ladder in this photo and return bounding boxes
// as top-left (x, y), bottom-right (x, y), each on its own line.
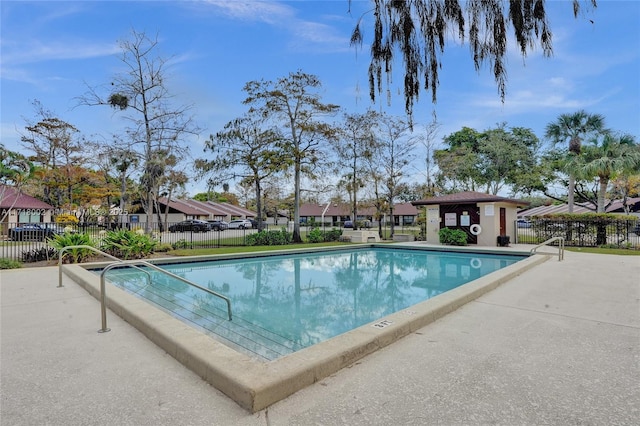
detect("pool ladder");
top-left (57, 245), bottom-right (232, 333)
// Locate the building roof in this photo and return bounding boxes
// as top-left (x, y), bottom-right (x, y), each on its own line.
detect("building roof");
top-left (412, 191), bottom-right (530, 207)
top-left (0, 185), bottom-right (54, 210)
top-left (205, 201), bottom-right (256, 218)
top-left (157, 198), bottom-right (210, 216)
top-left (604, 197), bottom-right (640, 213)
top-left (517, 204), bottom-right (592, 217)
top-left (299, 202), bottom-right (418, 217)
top-left (393, 203), bottom-right (419, 215)
top-left (518, 197), bottom-right (640, 217)
top-left (156, 198), bottom-right (256, 218)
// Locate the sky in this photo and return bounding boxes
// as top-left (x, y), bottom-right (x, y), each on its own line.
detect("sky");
top-left (1, 0), bottom-right (639, 197)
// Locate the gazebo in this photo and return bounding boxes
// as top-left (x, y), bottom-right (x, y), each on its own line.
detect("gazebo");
top-left (412, 192), bottom-right (530, 246)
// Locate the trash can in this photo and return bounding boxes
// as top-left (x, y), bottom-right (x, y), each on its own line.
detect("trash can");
top-left (497, 235), bottom-right (510, 247)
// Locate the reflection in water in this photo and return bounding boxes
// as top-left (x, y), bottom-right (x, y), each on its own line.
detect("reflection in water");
top-left (103, 248), bottom-right (524, 359)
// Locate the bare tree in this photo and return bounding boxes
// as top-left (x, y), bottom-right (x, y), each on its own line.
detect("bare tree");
top-left (375, 114), bottom-right (415, 237)
top-left (332, 110), bottom-right (379, 230)
top-left (78, 30), bottom-right (199, 232)
top-left (414, 115), bottom-right (441, 196)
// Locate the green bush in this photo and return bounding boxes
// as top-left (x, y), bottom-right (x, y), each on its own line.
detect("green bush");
top-left (0, 258), bottom-right (22, 269)
top-left (306, 228), bottom-right (324, 243)
top-left (323, 229), bottom-right (343, 242)
top-left (21, 247), bottom-right (58, 263)
top-left (172, 239), bottom-right (189, 249)
top-left (305, 228), bottom-right (343, 243)
top-left (246, 228), bottom-right (292, 246)
top-left (154, 243), bottom-right (173, 253)
top-left (438, 227), bottom-right (468, 246)
top-left (49, 233), bottom-right (96, 263)
top-left (100, 229), bottom-right (157, 259)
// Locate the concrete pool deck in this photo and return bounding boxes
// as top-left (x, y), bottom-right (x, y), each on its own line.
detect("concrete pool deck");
top-left (1, 244), bottom-right (639, 424)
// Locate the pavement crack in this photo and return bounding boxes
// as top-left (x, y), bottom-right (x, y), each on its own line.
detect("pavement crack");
top-left (474, 300), bottom-right (639, 329)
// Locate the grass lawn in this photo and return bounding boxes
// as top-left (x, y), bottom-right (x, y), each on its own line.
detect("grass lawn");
top-left (565, 247), bottom-right (640, 256)
top-left (169, 241), bottom-right (356, 256)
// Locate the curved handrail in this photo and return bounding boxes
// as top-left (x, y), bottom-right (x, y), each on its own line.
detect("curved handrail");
top-left (57, 245), bottom-right (232, 333)
top-left (529, 237), bottom-right (565, 261)
top-left (100, 260), bottom-right (232, 329)
top-left (57, 245), bottom-right (150, 288)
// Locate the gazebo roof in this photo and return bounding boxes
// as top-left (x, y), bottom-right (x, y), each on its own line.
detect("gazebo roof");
top-left (412, 191), bottom-right (530, 207)
top-left (0, 185), bottom-right (54, 210)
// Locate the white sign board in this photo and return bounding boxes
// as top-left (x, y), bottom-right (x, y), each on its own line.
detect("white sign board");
top-left (485, 204), bottom-right (495, 216)
top-left (428, 207), bottom-right (439, 223)
top-left (445, 213), bottom-right (457, 226)
top-left (460, 214), bottom-right (471, 226)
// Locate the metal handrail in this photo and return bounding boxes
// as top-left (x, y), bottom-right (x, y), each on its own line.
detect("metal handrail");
top-left (529, 237), bottom-right (565, 261)
top-left (58, 245), bottom-right (148, 288)
top-left (99, 260), bottom-right (233, 330)
top-left (57, 245), bottom-right (232, 333)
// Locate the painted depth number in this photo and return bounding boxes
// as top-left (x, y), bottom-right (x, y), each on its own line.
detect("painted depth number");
top-left (372, 319), bottom-right (393, 329)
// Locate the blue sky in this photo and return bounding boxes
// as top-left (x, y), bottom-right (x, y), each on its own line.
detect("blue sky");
top-left (1, 0), bottom-right (639, 196)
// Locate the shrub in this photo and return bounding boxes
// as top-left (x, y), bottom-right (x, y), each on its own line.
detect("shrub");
top-left (154, 243), bottom-right (173, 253)
top-left (55, 213), bottom-right (79, 224)
top-left (21, 247), bottom-right (58, 263)
top-left (0, 258), bottom-right (22, 269)
top-left (246, 228), bottom-right (292, 246)
top-left (49, 233), bottom-right (96, 263)
top-left (323, 229), bottom-right (343, 242)
top-left (305, 228), bottom-right (349, 243)
top-left (100, 229), bottom-right (157, 259)
top-left (306, 228), bottom-right (324, 243)
top-left (172, 239), bottom-right (189, 249)
top-left (439, 227), bottom-right (468, 246)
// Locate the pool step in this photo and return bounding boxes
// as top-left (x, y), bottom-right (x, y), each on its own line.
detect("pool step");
top-left (116, 278), bottom-right (300, 361)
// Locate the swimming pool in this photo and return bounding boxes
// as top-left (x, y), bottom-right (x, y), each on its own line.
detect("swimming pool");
top-left (65, 244), bottom-right (545, 412)
top-left (100, 247), bottom-right (525, 361)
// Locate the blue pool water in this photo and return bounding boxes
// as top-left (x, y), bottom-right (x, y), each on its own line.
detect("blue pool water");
top-left (102, 247), bottom-right (525, 360)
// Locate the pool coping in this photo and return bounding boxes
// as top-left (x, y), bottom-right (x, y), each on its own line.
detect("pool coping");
top-left (60, 244), bottom-right (550, 412)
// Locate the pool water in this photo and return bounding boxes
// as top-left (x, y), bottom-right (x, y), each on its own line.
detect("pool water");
top-left (102, 247), bottom-right (525, 360)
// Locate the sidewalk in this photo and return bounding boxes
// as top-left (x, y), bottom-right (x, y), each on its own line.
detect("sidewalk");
top-left (1, 249), bottom-right (638, 425)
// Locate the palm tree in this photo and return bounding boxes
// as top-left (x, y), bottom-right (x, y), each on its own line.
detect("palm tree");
top-left (545, 111), bottom-right (607, 212)
top-left (577, 134), bottom-right (640, 213)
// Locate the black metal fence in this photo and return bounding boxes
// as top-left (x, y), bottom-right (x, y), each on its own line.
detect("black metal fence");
top-left (0, 221), bottom-right (271, 263)
top-left (4, 218), bottom-right (637, 263)
top-left (515, 218), bottom-right (640, 248)
top-left (0, 220), bottom-right (429, 263)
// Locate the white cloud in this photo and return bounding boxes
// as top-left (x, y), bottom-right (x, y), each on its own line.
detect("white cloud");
top-left (202, 0), bottom-right (294, 25)
top-left (200, 0), bottom-right (349, 53)
top-left (2, 40), bottom-right (120, 66)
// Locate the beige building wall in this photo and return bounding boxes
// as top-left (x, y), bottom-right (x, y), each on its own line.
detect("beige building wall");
top-left (477, 202), bottom-right (518, 246)
top-left (425, 206), bottom-right (441, 243)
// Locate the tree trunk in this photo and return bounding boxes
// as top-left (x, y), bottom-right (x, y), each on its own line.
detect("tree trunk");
top-left (597, 177), bottom-right (608, 213)
top-left (568, 173), bottom-right (575, 213)
top-left (292, 161), bottom-right (302, 243)
top-left (254, 179), bottom-right (262, 231)
top-left (119, 171), bottom-right (127, 227)
top-left (146, 191), bottom-right (154, 233)
top-left (163, 188), bottom-right (172, 231)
